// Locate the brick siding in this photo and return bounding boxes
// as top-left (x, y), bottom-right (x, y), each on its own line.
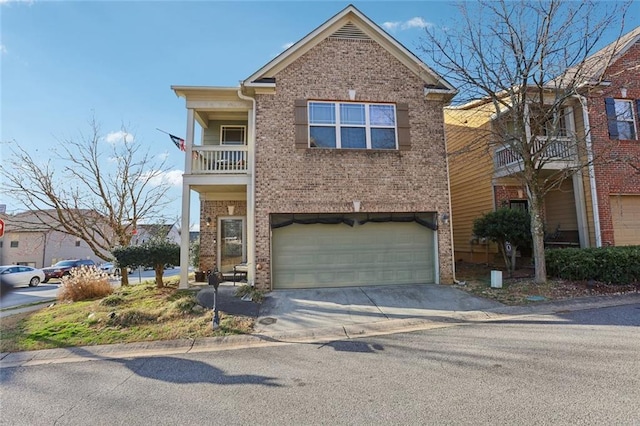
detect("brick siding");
top-left (252, 38), bottom-right (454, 289)
top-left (586, 40), bottom-right (640, 245)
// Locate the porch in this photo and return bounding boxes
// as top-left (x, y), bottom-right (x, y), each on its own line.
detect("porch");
top-left (494, 136), bottom-right (577, 178)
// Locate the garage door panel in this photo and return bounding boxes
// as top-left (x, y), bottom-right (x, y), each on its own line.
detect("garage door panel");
top-left (610, 195), bottom-right (640, 246)
top-left (272, 221), bottom-right (435, 289)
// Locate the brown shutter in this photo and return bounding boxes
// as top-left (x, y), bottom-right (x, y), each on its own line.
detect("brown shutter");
top-left (396, 103), bottom-right (410, 151)
top-left (294, 99), bottom-right (308, 149)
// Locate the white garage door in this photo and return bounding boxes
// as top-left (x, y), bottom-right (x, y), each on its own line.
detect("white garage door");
top-left (272, 221), bottom-right (435, 289)
top-left (610, 195), bottom-right (640, 246)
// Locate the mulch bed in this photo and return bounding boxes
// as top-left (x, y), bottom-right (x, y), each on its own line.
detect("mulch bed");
top-left (454, 261), bottom-right (640, 305)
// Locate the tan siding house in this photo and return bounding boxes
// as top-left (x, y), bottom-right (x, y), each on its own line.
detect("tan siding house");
top-left (446, 27), bottom-right (640, 264)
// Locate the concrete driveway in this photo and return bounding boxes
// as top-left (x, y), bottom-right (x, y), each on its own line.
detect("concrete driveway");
top-left (255, 284), bottom-right (504, 333)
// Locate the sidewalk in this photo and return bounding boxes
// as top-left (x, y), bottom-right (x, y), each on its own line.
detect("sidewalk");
top-left (2, 291), bottom-right (638, 368)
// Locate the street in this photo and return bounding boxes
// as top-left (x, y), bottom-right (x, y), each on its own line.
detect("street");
top-left (0, 268), bottom-right (181, 312)
top-left (1, 304), bottom-right (639, 425)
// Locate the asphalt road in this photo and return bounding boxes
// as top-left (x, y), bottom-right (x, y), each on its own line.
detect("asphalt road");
top-left (1, 304), bottom-right (638, 425)
top-left (0, 268), bottom-right (181, 312)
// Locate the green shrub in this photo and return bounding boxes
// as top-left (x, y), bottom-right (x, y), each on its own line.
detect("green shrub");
top-left (58, 266), bottom-right (114, 302)
top-left (546, 246), bottom-right (640, 284)
top-left (234, 285), bottom-right (265, 303)
top-left (100, 295), bottom-right (125, 307)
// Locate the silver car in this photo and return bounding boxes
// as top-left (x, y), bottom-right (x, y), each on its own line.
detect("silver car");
top-left (0, 265), bottom-right (45, 288)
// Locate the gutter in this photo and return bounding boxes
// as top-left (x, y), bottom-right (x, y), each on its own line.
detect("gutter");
top-left (576, 94), bottom-right (602, 247)
top-left (237, 87), bottom-right (257, 286)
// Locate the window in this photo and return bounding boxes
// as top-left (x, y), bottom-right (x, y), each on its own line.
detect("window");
top-left (605, 98), bottom-right (637, 140)
top-left (509, 200), bottom-right (529, 211)
top-left (220, 126), bottom-right (246, 145)
top-left (529, 106), bottom-right (569, 137)
top-left (308, 101), bottom-right (397, 149)
top-left (75, 240), bottom-right (81, 247)
top-left (10, 241), bottom-right (18, 248)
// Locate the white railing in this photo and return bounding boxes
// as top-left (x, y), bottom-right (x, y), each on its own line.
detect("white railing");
top-left (191, 146), bottom-right (249, 174)
top-left (494, 137), bottom-right (575, 169)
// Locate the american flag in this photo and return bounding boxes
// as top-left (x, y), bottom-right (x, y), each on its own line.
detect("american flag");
top-left (169, 134), bottom-right (186, 151)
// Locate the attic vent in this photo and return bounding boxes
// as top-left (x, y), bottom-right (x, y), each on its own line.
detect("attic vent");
top-left (330, 22), bottom-right (371, 40)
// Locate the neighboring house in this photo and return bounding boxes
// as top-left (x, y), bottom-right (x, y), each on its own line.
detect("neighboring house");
top-left (0, 211), bottom-right (102, 268)
top-left (172, 5), bottom-right (457, 290)
top-left (445, 27), bottom-right (640, 264)
top-left (131, 224), bottom-right (181, 246)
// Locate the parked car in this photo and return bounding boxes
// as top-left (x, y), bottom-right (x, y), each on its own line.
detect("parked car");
top-left (42, 259), bottom-right (96, 282)
top-left (0, 265), bottom-right (45, 288)
top-left (99, 262), bottom-right (131, 276)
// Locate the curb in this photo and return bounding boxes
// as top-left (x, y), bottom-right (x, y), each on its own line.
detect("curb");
top-left (1, 293), bottom-right (638, 368)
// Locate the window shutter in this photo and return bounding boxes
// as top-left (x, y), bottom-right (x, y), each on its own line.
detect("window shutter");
top-left (604, 98), bottom-right (619, 139)
top-left (636, 99), bottom-right (640, 123)
top-left (396, 103), bottom-right (410, 150)
top-left (294, 99), bottom-right (308, 149)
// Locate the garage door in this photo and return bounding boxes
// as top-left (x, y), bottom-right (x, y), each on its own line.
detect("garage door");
top-left (272, 221), bottom-right (435, 289)
top-left (610, 195), bottom-right (640, 246)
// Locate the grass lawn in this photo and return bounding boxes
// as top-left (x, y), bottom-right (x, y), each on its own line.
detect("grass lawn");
top-left (0, 278), bottom-right (254, 353)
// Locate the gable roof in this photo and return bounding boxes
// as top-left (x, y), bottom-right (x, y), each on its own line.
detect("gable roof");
top-left (243, 4), bottom-right (456, 94)
top-left (554, 26), bottom-right (640, 88)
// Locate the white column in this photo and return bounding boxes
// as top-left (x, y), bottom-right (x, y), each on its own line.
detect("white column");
top-left (246, 106), bottom-right (256, 286)
top-left (179, 184), bottom-right (191, 289)
top-left (185, 108), bottom-right (195, 174)
top-left (573, 171), bottom-right (590, 248)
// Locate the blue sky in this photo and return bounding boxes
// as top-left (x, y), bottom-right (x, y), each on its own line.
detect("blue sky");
top-left (2, 0), bottom-right (638, 227)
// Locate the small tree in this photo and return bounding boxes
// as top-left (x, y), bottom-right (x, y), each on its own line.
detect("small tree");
top-left (0, 117), bottom-right (176, 286)
top-left (422, 0), bottom-right (630, 283)
top-left (112, 239), bottom-right (180, 288)
top-left (473, 208), bottom-right (532, 277)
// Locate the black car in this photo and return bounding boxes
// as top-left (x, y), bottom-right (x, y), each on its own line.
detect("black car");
top-left (42, 259), bottom-right (96, 282)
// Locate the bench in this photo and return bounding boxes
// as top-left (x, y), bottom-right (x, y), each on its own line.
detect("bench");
top-left (233, 263), bottom-right (248, 285)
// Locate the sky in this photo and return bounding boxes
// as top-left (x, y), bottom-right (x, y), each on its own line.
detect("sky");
top-left (1, 0), bottom-right (639, 229)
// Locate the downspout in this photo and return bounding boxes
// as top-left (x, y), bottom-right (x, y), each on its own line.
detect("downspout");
top-left (576, 94), bottom-right (602, 247)
top-left (237, 86), bottom-right (257, 286)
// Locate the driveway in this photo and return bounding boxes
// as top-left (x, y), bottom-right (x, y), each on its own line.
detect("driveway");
top-left (255, 284), bottom-right (504, 333)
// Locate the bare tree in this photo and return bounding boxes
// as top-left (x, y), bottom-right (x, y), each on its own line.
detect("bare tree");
top-left (0, 117), bottom-right (176, 285)
top-left (422, 0), bottom-right (631, 283)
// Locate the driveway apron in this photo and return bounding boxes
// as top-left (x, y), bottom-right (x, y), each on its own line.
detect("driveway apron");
top-left (255, 284), bottom-right (504, 333)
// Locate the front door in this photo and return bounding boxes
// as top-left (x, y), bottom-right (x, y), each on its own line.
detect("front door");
top-left (218, 217), bottom-right (246, 273)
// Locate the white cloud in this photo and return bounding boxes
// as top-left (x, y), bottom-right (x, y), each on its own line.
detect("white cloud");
top-left (382, 21), bottom-right (401, 31)
top-left (143, 169), bottom-right (183, 188)
top-left (282, 41), bottom-right (294, 50)
top-left (0, 44), bottom-right (7, 54)
top-left (157, 152), bottom-right (170, 161)
top-left (382, 17), bottom-right (432, 32)
top-left (104, 130), bottom-right (134, 144)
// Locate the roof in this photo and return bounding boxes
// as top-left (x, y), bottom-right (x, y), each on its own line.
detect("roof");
top-left (554, 26), bottom-right (640, 87)
top-left (242, 4), bottom-right (456, 96)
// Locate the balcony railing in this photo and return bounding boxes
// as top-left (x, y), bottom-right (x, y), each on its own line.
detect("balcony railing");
top-left (191, 146), bottom-right (249, 174)
top-left (494, 136), bottom-right (575, 170)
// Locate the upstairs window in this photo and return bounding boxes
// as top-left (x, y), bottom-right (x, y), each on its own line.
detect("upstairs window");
top-left (605, 98), bottom-right (638, 140)
top-left (221, 126), bottom-right (246, 145)
top-left (308, 101), bottom-right (398, 149)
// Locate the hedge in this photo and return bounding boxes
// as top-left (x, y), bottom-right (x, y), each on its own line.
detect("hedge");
top-left (545, 245), bottom-right (640, 284)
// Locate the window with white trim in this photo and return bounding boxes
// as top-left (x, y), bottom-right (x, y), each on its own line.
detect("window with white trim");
top-left (220, 126), bottom-right (246, 145)
top-left (605, 98), bottom-right (637, 140)
top-left (308, 101), bottom-right (397, 149)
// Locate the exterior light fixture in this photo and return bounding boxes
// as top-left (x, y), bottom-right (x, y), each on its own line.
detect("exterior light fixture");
top-left (206, 217), bottom-right (212, 226)
top-left (440, 213), bottom-right (449, 224)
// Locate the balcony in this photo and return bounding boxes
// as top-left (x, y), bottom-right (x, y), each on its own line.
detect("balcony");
top-left (494, 136), bottom-right (576, 175)
top-left (190, 146), bottom-right (249, 175)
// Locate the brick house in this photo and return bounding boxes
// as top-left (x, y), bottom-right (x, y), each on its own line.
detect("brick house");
top-left (172, 5), bottom-right (457, 290)
top-left (445, 27), bottom-right (640, 264)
